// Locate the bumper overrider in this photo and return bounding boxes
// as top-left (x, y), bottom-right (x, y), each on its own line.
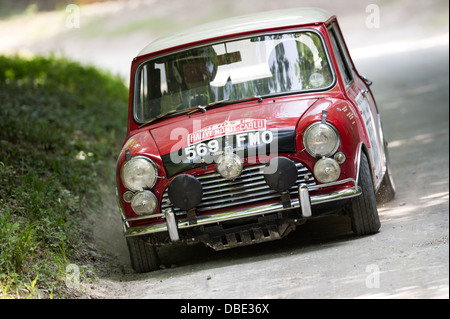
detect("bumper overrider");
top-left (120, 178), bottom-right (361, 242)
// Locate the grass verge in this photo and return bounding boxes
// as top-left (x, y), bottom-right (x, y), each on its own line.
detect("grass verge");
top-left (0, 55), bottom-right (127, 298)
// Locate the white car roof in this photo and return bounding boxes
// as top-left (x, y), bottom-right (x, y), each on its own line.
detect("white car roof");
top-left (138, 7), bottom-right (333, 57)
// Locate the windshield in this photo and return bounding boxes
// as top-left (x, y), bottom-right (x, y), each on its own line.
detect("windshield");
top-left (134, 31), bottom-right (334, 123)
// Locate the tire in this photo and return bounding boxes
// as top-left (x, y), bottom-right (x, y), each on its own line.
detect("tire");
top-left (349, 152), bottom-right (381, 235)
top-left (376, 142), bottom-right (396, 204)
top-left (126, 235), bottom-right (160, 273)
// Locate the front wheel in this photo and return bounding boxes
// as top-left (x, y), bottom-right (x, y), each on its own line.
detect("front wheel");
top-left (126, 235), bottom-right (160, 273)
top-left (349, 152), bottom-right (381, 235)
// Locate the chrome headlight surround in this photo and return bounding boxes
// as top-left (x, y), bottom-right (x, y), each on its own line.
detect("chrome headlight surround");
top-left (303, 122), bottom-right (340, 157)
top-left (121, 156), bottom-right (158, 191)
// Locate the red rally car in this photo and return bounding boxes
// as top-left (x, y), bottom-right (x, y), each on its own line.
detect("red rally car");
top-left (116, 7), bottom-right (396, 272)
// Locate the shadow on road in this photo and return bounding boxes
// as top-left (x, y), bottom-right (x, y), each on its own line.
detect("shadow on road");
top-left (140, 214), bottom-right (359, 276)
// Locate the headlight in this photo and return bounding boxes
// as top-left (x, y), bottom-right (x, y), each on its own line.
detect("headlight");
top-left (121, 156), bottom-right (158, 191)
top-left (313, 157), bottom-right (341, 183)
top-left (131, 190), bottom-right (158, 215)
top-left (303, 122), bottom-right (340, 157)
top-left (216, 146), bottom-right (243, 180)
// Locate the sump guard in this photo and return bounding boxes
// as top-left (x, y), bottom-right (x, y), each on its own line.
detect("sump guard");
top-left (197, 212), bottom-right (296, 250)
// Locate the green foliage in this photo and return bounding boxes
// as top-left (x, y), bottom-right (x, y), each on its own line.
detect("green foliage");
top-left (0, 55), bottom-right (128, 298)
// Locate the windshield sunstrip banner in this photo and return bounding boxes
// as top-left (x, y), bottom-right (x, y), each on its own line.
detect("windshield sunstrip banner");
top-left (187, 119), bottom-right (267, 145)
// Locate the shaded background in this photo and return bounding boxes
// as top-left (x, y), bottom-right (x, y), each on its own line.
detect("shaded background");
top-left (0, 0), bottom-right (448, 80)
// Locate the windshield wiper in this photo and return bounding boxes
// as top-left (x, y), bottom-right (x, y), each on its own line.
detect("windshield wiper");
top-left (186, 96), bottom-right (263, 116)
top-left (186, 99), bottom-right (230, 116)
top-left (138, 103), bottom-right (214, 129)
top-left (138, 109), bottom-right (180, 128)
top-left (138, 96), bottom-right (264, 129)
top-left (138, 104), bottom-right (216, 129)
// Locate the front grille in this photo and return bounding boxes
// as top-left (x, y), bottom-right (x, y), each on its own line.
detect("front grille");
top-left (161, 162), bottom-right (316, 214)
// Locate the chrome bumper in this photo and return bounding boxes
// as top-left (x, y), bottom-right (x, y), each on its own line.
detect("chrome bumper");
top-left (123, 179), bottom-right (361, 238)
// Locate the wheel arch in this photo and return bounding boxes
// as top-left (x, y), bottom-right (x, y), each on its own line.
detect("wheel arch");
top-left (356, 142), bottom-right (377, 190)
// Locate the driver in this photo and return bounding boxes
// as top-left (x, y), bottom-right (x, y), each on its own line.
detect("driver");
top-left (182, 57), bottom-right (212, 108)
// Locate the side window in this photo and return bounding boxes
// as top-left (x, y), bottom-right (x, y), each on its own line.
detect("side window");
top-left (328, 24), bottom-right (353, 87)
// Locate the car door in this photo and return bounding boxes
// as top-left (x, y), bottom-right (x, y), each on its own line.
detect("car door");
top-left (327, 22), bottom-right (384, 187)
